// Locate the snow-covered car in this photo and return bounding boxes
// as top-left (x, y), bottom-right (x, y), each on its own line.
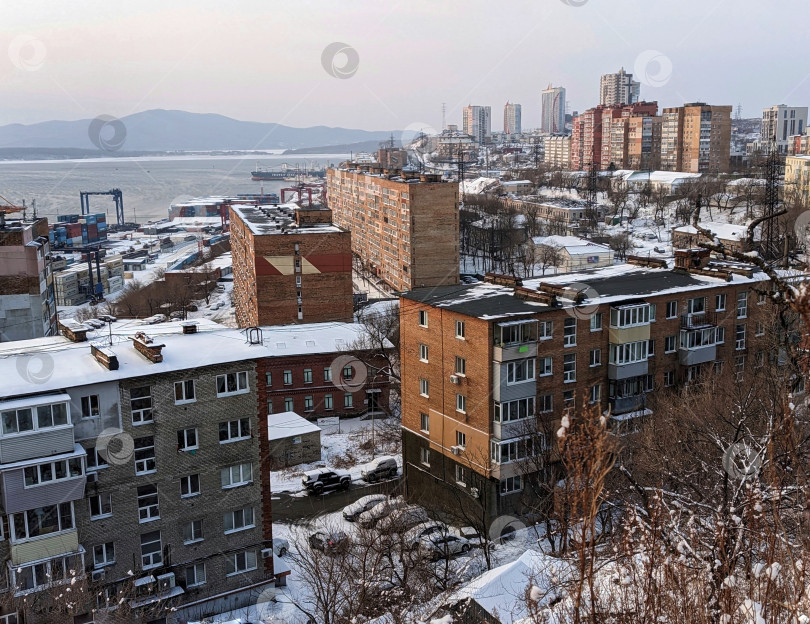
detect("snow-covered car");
top-left (360, 456), bottom-right (398, 482)
top-left (308, 530), bottom-right (350, 554)
top-left (343, 494), bottom-right (388, 521)
top-left (97, 314), bottom-right (117, 322)
top-left (376, 505), bottom-right (429, 534)
top-left (358, 497), bottom-right (406, 529)
top-left (417, 533), bottom-right (471, 561)
top-left (302, 468), bottom-right (351, 495)
top-left (272, 537), bottom-right (289, 557)
top-left (403, 521), bottom-right (447, 549)
top-left (84, 319), bottom-right (105, 329)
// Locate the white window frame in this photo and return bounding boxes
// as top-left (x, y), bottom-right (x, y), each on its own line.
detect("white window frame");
top-left (590, 313), bottom-right (602, 332)
top-left (93, 542), bottom-right (115, 569)
top-left (219, 418), bottom-right (251, 443)
top-left (589, 348), bottom-right (601, 367)
top-left (140, 531), bottom-right (162, 570)
top-left (180, 474), bottom-right (200, 498)
top-left (186, 563), bottom-right (206, 587)
top-left (500, 475), bottom-right (522, 495)
top-left (455, 356), bottom-right (466, 376)
top-left (221, 463), bottom-right (253, 489)
top-left (137, 484), bottom-right (159, 523)
top-left (134, 436), bottom-right (156, 475)
top-left (216, 371), bottom-right (249, 397)
top-left (81, 395), bottom-right (100, 419)
top-left (344, 392), bottom-right (353, 408)
top-left (324, 394), bottom-right (333, 410)
top-left (666, 300), bottom-right (677, 319)
top-left (420, 412), bottom-right (429, 434)
top-left (563, 318), bottom-right (577, 346)
top-left (323, 367), bottom-right (332, 382)
top-left (419, 344), bottom-right (429, 362)
top-left (506, 358), bottom-right (535, 384)
top-left (455, 320), bottom-right (466, 339)
top-left (456, 394), bottom-right (466, 414)
top-left (130, 386), bottom-right (153, 424)
top-left (664, 335), bottom-right (676, 353)
top-left (539, 321), bottom-right (553, 340)
top-left (418, 310), bottom-right (428, 327)
top-left (10, 502), bottom-right (74, 543)
top-left (89, 492), bottom-right (112, 520)
top-left (563, 354), bottom-right (576, 383)
top-left (538, 356), bottom-right (552, 376)
top-left (737, 292), bottom-right (748, 318)
top-left (226, 550), bottom-right (257, 576)
top-left (420, 446), bottom-right (430, 466)
top-left (735, 324), bottom-right (746, 351)
top-left (303, 368), bottom-right (313, 384)
top-left (183, 519), bottom-right (204, 544)
top-left (716, 293), bottom-right (726, 311)
top-left (174, 379), bottom-right (196, 404)
top-left (283, 370), bottom-right (293, 385)
top-left (177, 428), bottom-right (198, 452)
top-left (419, 378), bottom-right (429, 398)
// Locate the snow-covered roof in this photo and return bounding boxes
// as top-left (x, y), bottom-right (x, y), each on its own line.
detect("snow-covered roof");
top-left (726, 177), bottom-right (766, 187)
top-left (0, 319), bottom-right (389, 399)
top-left (623, 170), bottom-right (702, 184)
top-left (673, 221), bottom-right (750, 241)
top-left (446, 550), bottom-right (553, 623)
top-left (460, 177), bottom-right (501, 195)
top-left (532, 235), bottom-right (611, 254)
top-left (267, 411), bottom-right (321, 440)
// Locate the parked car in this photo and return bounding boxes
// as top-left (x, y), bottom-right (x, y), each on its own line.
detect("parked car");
top-left (403, 521), bottom-right (447, 549)
top-left (97, 314), bottom-right (117, 322)
top-left (169, 311), bottom-right (185, 320)
top-left (417, 533), bottom-right (471, 561)
top-left (83, 319), bottom-right (104, 329)
top-left (358, 497), bottom-right (406, 529)
top-left (308, 530), bottom-right (349, 553)
top-left (343, 494), bottom-right (388, 521)
top-left (376, 505), bottom-right (429, 534)
top-left (360, 456), bottom-right (398, 482)
top-left (272, 537), bottom-right (289, 557)
top-left (302, 468), bottom-right (352, 495)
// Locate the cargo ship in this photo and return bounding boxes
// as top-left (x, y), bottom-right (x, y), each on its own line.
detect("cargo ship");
top-left (251, 162), bottom-right (327, 181)
top-left (251, 165), bottom-right (287, 181)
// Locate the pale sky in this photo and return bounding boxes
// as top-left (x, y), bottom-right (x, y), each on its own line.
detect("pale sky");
top-left (1, 0), bottom-right (808, 131)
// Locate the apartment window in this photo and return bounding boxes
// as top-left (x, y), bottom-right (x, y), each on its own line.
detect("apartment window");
top-left (611, 304), bottom-right (651, 328)
top-left (506, 358), bottom-right (535, 384)
top-left (491, 437), bottom-right (535, 464)
top-left (735, 324), bottom-right (746, 350)
top-left (757, 291), bottom-right (767, 305)
top-left (265, 372), bottom-right (272, 386)
top-left (590, 384), bottom-right (602, 404)
top-left (296, 276), bottom-right (302, 287)
top-left (185, 563), bottom-right (206, 587)
top-left (495, 320), bottom-right (538, 345)
top-left (81, 395), bottom-right (100, 418)
top-left (89, 493), bottom-right (112, 519)
top-left (649, 303), bottom-right (656, 321)
top-left (755, 351), bottom-right (765, 367)
top-left (688, 296), bottom-right (706, 315)
top-left (216, 371), bottom-right (248, 397)
top-left (11, 503), bottom-right (74, 541)
top-left (3, 403), bottom-right (66, 436)
top-left (664, 335), bottom-right (676, 353)
top-left (86, 446), bottom-right (108, 471)
top-left (455, 465), bottom-right (467, 486)
top-left (538, 394), bottom-right (553, 413)
top-left (539, 321), bottom-right (552, 340)
top-left (589, 348), bottom-right (601, 367)
top-left (130, 386), bottom-right (153, 424)
top-left (456, 394), bottom-right (467, 414)
top-left (23, 458), bottom-right (82, 487)
top-left (500, 475), bottom-right (522, 495)
top-left (419, 344), bottom-right (429, 362)
top-left (226, 550), bottom-right (257, 576)
top-left (180, 474), bottom-right (200, 498)
top-left (418, 310), bottom-right (428, 327)
top-left (563, 318), bottom-right (577, 346)
top-left (590, 313), bottom-right (602, 331)
top-left (648, 338), bottom-right (655, 356)
top-left (304, 396), bottom-right (314, 412)
top-left (455, 356), bottom-right (466, 376)
top-left (663, 370), bottom-right (675, 387)
top-left (183, 519), bottom-right (204, 544)
top-left (134, 436), bottom-right (156, 474)
top-left (538, 356), bottom-right (552, 376)
top-left (716, 293), bottom-right (727, 311)
top-left (344, 393), bottom-right (354, 408)
top-left (221, 463), bottom-right (252, 489)
top-left (323, 367), bottom-right (332, 382)
top-left (735, 355), bottom-right (746, 381)
top-left (686, 365), bottom-right (701, 384)
top-left (666, 301), bottom-right (677, 319)
top-left (713, 360), bottom-right (724, 375)
top-left (283, 370), bottom-right (293, 385)
top-left (342, 366), bottom-right (354, 381)
top-left (455, 320), bottom-right (466, 339)
top-left (609, 341), bottom-right (648, 365)
top-left (419, 378), bottom-right (429, 397)
top-left (737, 292), bottom-right (748, 318)
top-left (324, 394), bottom-right (333, 410)
top-left (563, 390), bottom-right (574, 406)
top-left (177, 428), bottom-right (198, 452)
top-left (93, 542), bottom-right (115, 568)
top-left (456, 431), bottom-right (466, 448)
top-left (495, 397), bottom-right (535, 422)
top-left (174, 379), bottom-right (195, 404)
top-left (716, 326), bottom-right (726, 343)
top-left (140, 531), bottom-right (162, 569)
top-left (219, 418), bottom-right (251, 443)
top-left (420, 447), bottom-right (430, 466)
top-left (284, 397), bottom-right (294, 412)
top-left (137, 484), bottom-right (159, 523)
top-left (420, 412), bottom-right (429, 433)
top-left (755, 321), bottom-right (765, 337)
top-left (563, 354), bottom-right (576, 383)
top-left (267, 400), bottom-right (274, 414)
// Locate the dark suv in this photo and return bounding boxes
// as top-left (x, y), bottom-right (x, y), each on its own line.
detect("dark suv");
top-left (302, 468), bottom-right (352, 495)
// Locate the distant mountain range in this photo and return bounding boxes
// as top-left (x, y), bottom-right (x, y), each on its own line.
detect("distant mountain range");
top-left (0, 109), bottom-right (398, 153)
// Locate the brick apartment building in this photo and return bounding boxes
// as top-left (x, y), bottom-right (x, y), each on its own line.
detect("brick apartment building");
top-left (571, 102), bottom-right (658, 171)
top-left (0, 216), bottom-right (57, 342)
top-left (326, 164), bottom-right (460, 292)
top-left (661, 103), bottom-right (732, 173)
top-left (0, 318), bottom-right (391, 622)
top-left (399, 257), bottom-right (781, 525)
top-left (230, 202), bottom-right (353, 328)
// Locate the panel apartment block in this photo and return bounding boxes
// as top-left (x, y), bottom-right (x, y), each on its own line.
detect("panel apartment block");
top-left (326, 164), bottom-right (460, 292)
top-left (230, 202), bottom-right (353, 328)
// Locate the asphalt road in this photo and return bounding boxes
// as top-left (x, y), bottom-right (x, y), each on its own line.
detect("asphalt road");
top-left (271, 475), bottom-right (404, 523)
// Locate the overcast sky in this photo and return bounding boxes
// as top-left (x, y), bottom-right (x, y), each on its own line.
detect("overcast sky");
top-left (1, 0), bottom-right (808, 132)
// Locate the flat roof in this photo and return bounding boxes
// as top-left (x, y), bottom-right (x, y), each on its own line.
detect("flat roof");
top-left (230, 203), bottom-right (342, 236)
top-left (267, 411), bottom-right (321, 440)
top-left (402, 263), bottom-right (772, 320)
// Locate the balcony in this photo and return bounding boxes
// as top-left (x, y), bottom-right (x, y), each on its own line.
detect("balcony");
top-left (608, 359), bottom-right (648, 380)
top-left (11, 530), bottom-right (79, 566)
top-left (493, 416), bottom-right (536, 441)
top-left (1, 444), bottom-right (87, 514)
top-left (493, 341), bottom-right (537, 362)
top-left (489, 461), bottom-right (523, 481)
top-left (679, 325), bottom-right (719, 365)
top-left (681, 310), bottom-right (717, 329)
top-left (679, 343), bottom-right (716, 365)
top-left (610, 394), bottom-right (646, 415)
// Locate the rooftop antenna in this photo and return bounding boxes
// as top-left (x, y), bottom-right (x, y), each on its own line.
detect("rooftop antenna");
top-left (735, 103), bottom-right (743, 121)
top-left (441, 102), bottom-right (447, 131)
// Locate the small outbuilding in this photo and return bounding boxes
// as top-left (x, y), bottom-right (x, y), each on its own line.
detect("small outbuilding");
top-left (267, 411), bottom-right (322, 468)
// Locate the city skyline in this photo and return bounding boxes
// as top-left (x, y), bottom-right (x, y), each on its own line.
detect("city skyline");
top-left (1, 0), bottom-right (808, 131)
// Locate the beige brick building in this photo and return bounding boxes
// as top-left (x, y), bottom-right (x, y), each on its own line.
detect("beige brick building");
top-left (326, 164), bottom-right (460, 292)
top-left (661, 103), bottom-right (732, 173)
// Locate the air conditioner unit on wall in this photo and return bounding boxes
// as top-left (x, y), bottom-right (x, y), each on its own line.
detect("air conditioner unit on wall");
top-left (450, 375), bottom-right (459, 384)
top-left (157, 572), bottom-right (175, 590)
top-left (91, 569), bottom-right (105, 582)
top-left (86, 472), bottom-right (98, 483)
top-left (261, 548), bottom-right (273, 559)
top-left (450, 445), bottom-right (462, 455)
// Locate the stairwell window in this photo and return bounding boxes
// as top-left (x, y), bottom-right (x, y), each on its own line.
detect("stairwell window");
top-left (419, 344), bottom-right (429, 362)
top-left (81, 395), bottom-right (100, 418)
top-left (134, 436), bottom-right (156, 475)
top-left (174, 380), bottom-right (195, 404)
top-left (130, 386), bottom-right (153, 424)
top-left (563, 354), bottom-right (576, 383)
top-left (737, 292), bottom-right (748, 318)
top-left (563, 318), bottom-right (577, 346)
top-left (736, 324), bottom-right (746, 350)
top-left (455, 320), bottom-right (466, 339)
top-left (590, 313), bottom-right (602, 332)
top-left (455, 356), bottom-right (466, 376)
top-left (419, 378), bottom-right (429, 397)
top-left (93, 542), bottom-right (115, 568)
top-left (183, 519), bottom-right (203, 544)
top-left (140, 531), bottom-right (162, 569)
top-left (180, 474), bottom-right (200, 498)
top-left (89, 493), bottom-right (112, 519)
top-left (177, 428), bottom-right (198, 452)
top-left (137, 485), bottom-right (159, 523)
top-left (418, 310), bottom-right (428, 327)
top-left (456, 394), bottom-right (467, 414)
top-left (420, 412), bottom-right (429, 433)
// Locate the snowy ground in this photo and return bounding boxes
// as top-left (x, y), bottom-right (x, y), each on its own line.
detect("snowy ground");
top-left (270, 416), bottom-right (401, 495)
